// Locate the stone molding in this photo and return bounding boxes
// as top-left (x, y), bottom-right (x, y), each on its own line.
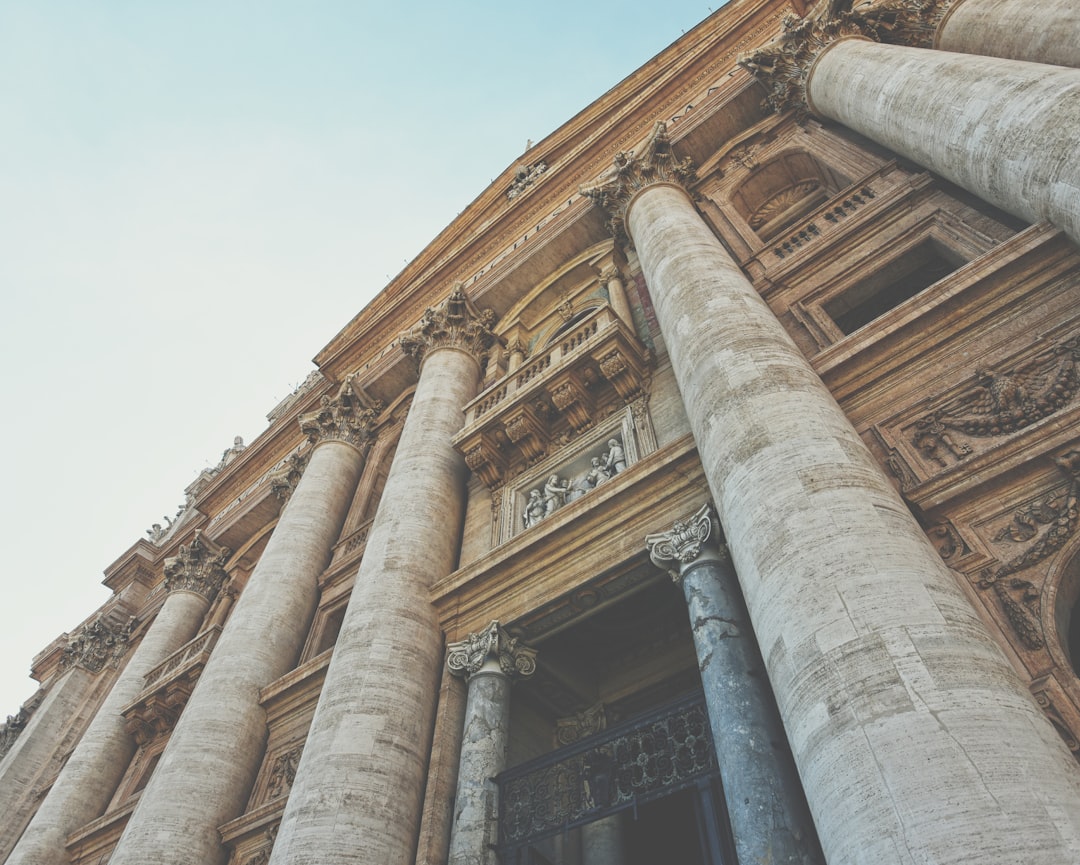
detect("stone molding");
top-left (163, 530), bottom-right (231, 601)
top-left (298, 373), bottom-right (381, 452)
top-left (269, 452), bottom-right (310, 505)
top-left (580, 121), bottom-right (697, 244)
top-left (399, 284), bottom-right (497, 368)
top-left (446, 621), bottom-right (537, 681)
top-left (645, 503), bottom-right (727, 582)
top-left (58, 613), bottom-right (136, 674)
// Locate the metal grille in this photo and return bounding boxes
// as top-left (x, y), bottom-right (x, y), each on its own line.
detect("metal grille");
top-left (497, 692), bottom-right (717, 849)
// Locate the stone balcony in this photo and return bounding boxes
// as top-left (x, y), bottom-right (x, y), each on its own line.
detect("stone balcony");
top-left (122, 626), bottom-right (222, 744)
top-left (454, 305), bottom-right (650, 488)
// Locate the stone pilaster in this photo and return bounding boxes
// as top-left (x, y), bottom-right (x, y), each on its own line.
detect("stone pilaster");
top-left (269, 287), bottom-right (495, 865)
top-left (108, 383), bottom-right (376, 865)
top-left (584, 126), bottom-right (1080, 864)
top-left (646, 504), bottom-right (822, 865)
top-left (739, 4), bottom-right (1080, 246)
top-left (7, 536), bottom-right (228, 865)
top-left (446, 622), bottom-right (536, 865)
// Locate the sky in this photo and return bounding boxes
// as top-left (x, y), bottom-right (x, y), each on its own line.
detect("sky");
top-left (0, 0), bottom-right (727, 715)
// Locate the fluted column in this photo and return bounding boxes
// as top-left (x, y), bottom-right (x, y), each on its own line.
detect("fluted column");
top-left (8, 533), bottom-right (229, 865)
top-left (108, 377), bottom-right (377, 865)
top-left (583, 123), bottom-right (1080, 864)
top-left (0, 616), bottom-right (133, 860)
top-left (270, 286), bottom-right (495, 865)
top-left (646, 504), bottom-right (821, 865)
top-left (445, 622), bottom-right (536, 865)
top-left (739, 7), bottom-right (1080, 246)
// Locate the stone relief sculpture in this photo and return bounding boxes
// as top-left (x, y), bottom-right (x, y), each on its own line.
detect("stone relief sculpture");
top-left (603, 438), bottom-right (626, 474)
top-left (520, 436), bottom-right (630, 531)
top-left (543, 475), bottom-right (572, 516)
top-left (523, 490), bottom-right (546, 529)
top-left (585, 457), bottom-right (611, 488)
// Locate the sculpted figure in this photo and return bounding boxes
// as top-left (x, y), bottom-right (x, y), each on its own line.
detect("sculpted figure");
top-left (585, 457), bottom-right (611, 488)
top-left (543, 475), bottom-right (572, 516)
top-left (603, 438), bottom-right (626, 474)
top-left (523, 490), bottom-right (546, 529)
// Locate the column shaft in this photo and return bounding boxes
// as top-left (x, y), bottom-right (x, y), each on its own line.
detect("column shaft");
top-left (806, 39), bottom-right (1080, 245)
top-left (108, 440), bottom-right (366, 865)
top-left (447, 660), bottom-right (510, 865)
top-left (626, 181), bottom-right (1080, 864)
top-left (270, 347), bottom-right (480, 865)
top-left (938, 0), bottom-right (1080, 69)
top-left (414, 668), bottom-right (468, 865)
top-left (7, 590), bottom-right (211, 865)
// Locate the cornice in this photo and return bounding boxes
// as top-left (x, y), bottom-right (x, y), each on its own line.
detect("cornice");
top-left (314, 0), bottom-right (795, 383)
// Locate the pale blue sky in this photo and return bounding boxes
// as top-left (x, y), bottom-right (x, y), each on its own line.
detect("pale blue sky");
top-left (0, 1), bottom-right (725, 712)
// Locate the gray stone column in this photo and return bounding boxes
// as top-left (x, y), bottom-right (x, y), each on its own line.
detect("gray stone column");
top-left (0, 616), bottom-right (133, 861)
top-left (269, 286), bottom-right (495, 865)
top-left (108, 378), bottom-right (377, 865)
top-left (7, 533), bottom-right (229, 865)
top-left (599, 264), bottom-right (633, 328)
top-left (583, 123), bottom-right (1080, 864)
top-left (646, 504), bottom-right (821, 865)
top-left (740, 10), bottom-right (1080, 247)
top-left (445, 622), bottom-right (537, 865)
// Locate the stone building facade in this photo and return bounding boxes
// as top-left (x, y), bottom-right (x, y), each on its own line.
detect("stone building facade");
top-left (4, 0), bottom-right (1080, 862)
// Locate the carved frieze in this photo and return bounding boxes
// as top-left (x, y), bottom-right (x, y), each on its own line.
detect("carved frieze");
top-left (163, 530), bottom-right (231, 601)
top-left (59, 614), bottom-right (136, 674)
top-left (446, 621), bottom-right (537, 681)
top-left (580, 121), bottom-right (697, 243)
top-left (298, 373), bottom-right (381, 452)
top-left (645, 503), bottom-right (726, 582)
top-left (399, 284), bottom-right (497, 367)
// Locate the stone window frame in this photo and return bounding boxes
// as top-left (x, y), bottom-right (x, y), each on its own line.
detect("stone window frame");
top-left (108, 735), bottom-right (169, 809)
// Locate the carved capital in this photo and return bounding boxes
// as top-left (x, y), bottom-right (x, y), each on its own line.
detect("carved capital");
top-left (59, 614), bottom-right (136, 674)
top-left (270, 452), bottom-right (310, 505)
top-left (447, 621), bottom-right (537, 681)
top-left (855, 0), bottom-right (956, 48)
top-left (163, 530), bottom-right (230, 601)
top-left (738, 5), bottom-right (877, 115)
top-left (298, 373), bottom-right (381, 451)
top-left (580, 121), bottom-right (696, 243)
top-left (399, 284), bottom-right (497, 368)
top-left (645, 503), bottom-right (726, 582)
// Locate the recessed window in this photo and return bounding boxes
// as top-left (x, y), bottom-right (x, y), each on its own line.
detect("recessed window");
top-left (823, 239), bottom-right (964, 335)
top-left (733, 151), bottom-right (850, 241)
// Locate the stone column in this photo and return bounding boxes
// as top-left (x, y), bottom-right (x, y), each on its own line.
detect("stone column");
top-left (599, 265), bottom-right (633, 328)
top-left (269, 286), bottom-right (495, 865)
top-left (7, 533), bottom-right (229, 865)
top-left (646, 504), bottom-right (821, 865)
top-left (739, 9), bottom-right (1080, 246)
top-left (108, 377), bottom-right (377, 865)
top-left (583, 123), bottom-right (1080, 864)
top-left (0, 615), bottom-right (133, 860)
top-left (445, 622), bottom-right (537, 865)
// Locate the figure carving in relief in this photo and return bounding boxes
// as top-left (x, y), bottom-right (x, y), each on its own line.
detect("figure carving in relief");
top-left (603, 438), bottom-right (626, 474)
top-left (523, 490), bottom-right (546, 529)
top-left (543, 475), bottom-right (572, 516)
top-left (585, 457), bottom-right (611, 488)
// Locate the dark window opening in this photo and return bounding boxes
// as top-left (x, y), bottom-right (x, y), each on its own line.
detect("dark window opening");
top-left (315, 606), bottom-right (347, 655)
top-left (824, 239), bottom-right (964, 335)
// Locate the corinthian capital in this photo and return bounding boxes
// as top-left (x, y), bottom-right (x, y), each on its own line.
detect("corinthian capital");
top-left (399, 284), bottom-right (497, 368)
top-left (854, 0), bottom-right (956, 48)
top-left (163, 530), bottom-right (230, 600)
top-left (580, 121), bottom-right (696, 243)
top-left (738, 3), bottom-right (877, 115)
top-left (298, 373), bottom-right (381, 451)
top-left (59, 614), bottom-right (136, 674)
top-left (446, 621), bottom-right (537, 681)
top-left (645, 503), bottom-right (726, 582)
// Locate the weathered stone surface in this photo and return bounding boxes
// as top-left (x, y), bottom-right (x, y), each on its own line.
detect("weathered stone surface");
top-left (938, 0), bottom-right (1080, 68)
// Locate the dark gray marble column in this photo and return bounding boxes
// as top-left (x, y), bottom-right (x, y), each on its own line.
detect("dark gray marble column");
top-left (647, 504), bottom-right (821, 865)
top-left (445, 622), bottom-right (536, 865)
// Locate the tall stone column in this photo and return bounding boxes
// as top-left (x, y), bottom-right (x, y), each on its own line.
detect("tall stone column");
top-left (583, 123), bottom-right (1080, 864)
top-left (646, 504), bottom-right (821, 865)
top-left (445, 622), bottom-right (537, 865)
top-left (739, 8), bottom-right (1080, 246)
top-left (270, 286), bottom-right (495, 865)
top-left (599, 264), bottom-right (633, 327)
top-left (108, 377), bottom-right (377, 865)
top-left (0, 615), bottom-right (133, 860)
top-left (7, 533), bottom-right (229, 865)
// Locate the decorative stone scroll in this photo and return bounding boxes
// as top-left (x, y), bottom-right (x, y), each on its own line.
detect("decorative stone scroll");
top-left (269, 451), bottom-right (310, 505)
top-left (59, 614), bottom-right (136, 674)
top-left (400, 284), bottom-right (497, 368)
top-left (446, 621), bottom-right (537, 681)
top-left (645, 503), bottom-right (726, 582)
top-left (298, 372), bottom-right (381, 452)
top-left (580, 121), bottom-right (696, 244)
top-left (163, 530), bottom-right (231, 601)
